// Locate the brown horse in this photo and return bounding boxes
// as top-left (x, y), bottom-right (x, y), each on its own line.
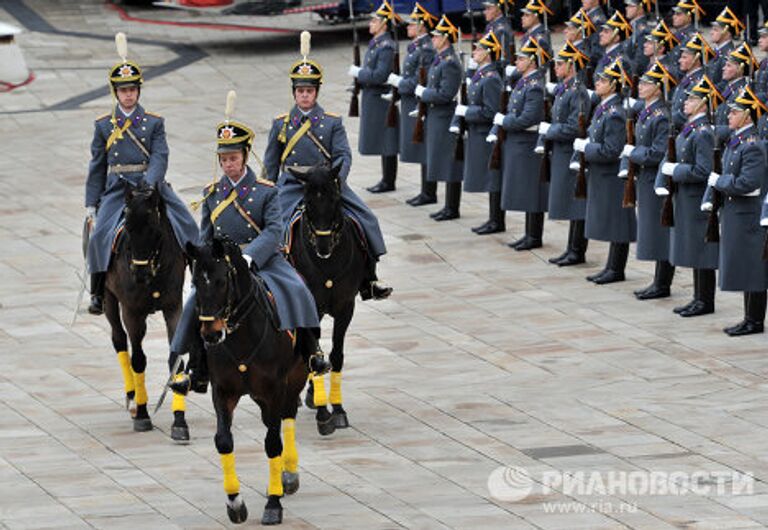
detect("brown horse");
top-left (186, 237), bottom-right (311, 525)
top-left (103, 182), bottom-right (189, 441)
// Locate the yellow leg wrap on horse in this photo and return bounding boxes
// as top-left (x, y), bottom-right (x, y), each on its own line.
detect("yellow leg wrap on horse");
top-left (171, 374), bottom-right (186, 412)
top-left (282, 419), bottom-right (298, 473)
top-left (329, 371), bottom-right (342, 405)
top-left (268, 455), bottom-right (284, 497)
top-left (133, 371), bottom-right (148, 406)
top-left (312, 374), bottom-right (328, 407)
top-left (221, 453), bottom-right (240, 495)
top-left (117, 351), bottom-right (134, 394)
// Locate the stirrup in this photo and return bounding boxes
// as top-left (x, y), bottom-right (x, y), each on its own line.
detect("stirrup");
top-left (169, 373), bottom-right (191, 396)
top-left (309, 353), bottom-right (331, 375)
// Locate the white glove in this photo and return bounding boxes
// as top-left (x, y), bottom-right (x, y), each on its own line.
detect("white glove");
top-left (760, 217), bottom-right (768, 226)
top-left (86, 206), bottom-right (97, 228)
top-left (387, 73), bottom-right (402, 87)
top-left (486, 133), bottom-right (498, 143)
top-left (347, 65), bottom-right (361, 77)
top-left (467, 57), bottom-right (478, 70)
top-left (449, 125), bottom-right (460, 134)
top-left (525, 124), bottom-right (538, 132)
top-left (618, 168), bottom-right (628, 178)
top-left (242, 254), bottom-right (253, 268)
top-left (381, 92), bottom-right (393, 102)
top-left (655, 187), bottom-right (670, 196)
top-left (493, 112), bottom-right (505, 126)
top-left (505, 64), bottom-right (517, 77)
top-left (569, 160), bottom-right (580, 170)
top-left (708, 171), bottom-right (720, 187)
top-left (701, 201), bottom-right (712, 211)
top-left (454, 104), bottom-right (468, 117)
top-left (661, 162), bottom-right (677, 176)
top-left (621, 144), bottom-right (635, 158)
top-left (573, 138), bottom-right (588, 153)
top-left (408, 109), bottom-right (419, 118)
top-left (627, 97), bottom-right (638, 107)
top-left (414, 84), bottom-right (426, 98)
top-left (545, 82), bottom-right (557, 95)
top-left (538, 121), bottom-right (551, 135)
top-left (587, 89), bottom-right (594, 98)
top-left (465, 77), bottom-right (473, 86)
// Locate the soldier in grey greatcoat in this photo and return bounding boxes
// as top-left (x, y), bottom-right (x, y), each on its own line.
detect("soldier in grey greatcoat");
top-left (385, 3), bottom-right (437, 206)
top-left (539, 40), bottom-right (591, 266)
top-left (670, 33), bottom-right (710, 129)
top-left (482, 0), bottom-right (513, 70)
top-left (712, 42), bottom-right (755, 145)
top-left (506, 0), bottom-right (553, 83)
top-left (593, 11), bottom-right (632, 83)
top-left (169, 115), bottom-right (331, 394)
top-left (493, 37), bottom-right (547, 250)
top-left (453, 31), bottom-right (504, 235)
top-left (563, 10), bottom-right (597, 88)
top-left (704, 85), bottom-right (768, 336)
top-left (414, 15), bottom-right (464, 221)
top-left (754, 24), bottom-right (768, 102)
top-left (582, 0), bottom-right (607, 64)
top-left (707, 7), bottom-right (742, 92)
top-left (656, 75), bottom-right (718, 317)
top-left (670, 0), bottom-right (699, 65)
top-left (348, 0), bottom-right (399, 194)
top-left (573, 58), bottom-right (636, 284)
top-left (264, 42), bottom-right (392, 301)
top-left (642, 20), bottom-right (681, 83)
top-left (622, 0), bottom-right (652, 78)
top-left (85, 40), bottom-right (199, 315)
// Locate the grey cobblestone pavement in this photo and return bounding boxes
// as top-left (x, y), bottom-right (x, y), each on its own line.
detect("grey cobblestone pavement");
top-left (2, 2), bottom-right (768, 528)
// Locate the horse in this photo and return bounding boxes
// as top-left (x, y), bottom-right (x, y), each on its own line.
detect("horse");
top-left (185, 237), bottom-right (310, 526)
top-left (285, 163), bottom-right (368, 436)
top-left (102, 182), bottom-right (189, 441)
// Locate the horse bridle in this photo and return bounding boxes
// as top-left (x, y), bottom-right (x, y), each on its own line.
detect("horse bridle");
top-left (126, 203), bottom-right (162, 278)
top-left (196, 254), bottom-right (257, 335)
top-left (303, 178), bottom-right (344, 259)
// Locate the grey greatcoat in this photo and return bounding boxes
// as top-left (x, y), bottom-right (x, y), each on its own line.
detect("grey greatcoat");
top-left (655, 114), bottom-right (718, 269)
top-left (670, 67), bottom-right (704, 129)
top-left (544, 76), bottom-right (589, 220)
top-left (713, 77), bottom-right (748, 144)
top-left (499, 71), bottom-right (547, 212)
top-left (201, 169), bottom-right (320, 330)
top-left (582, 94), bottom-right (637, 242)
top-left (755, 58), bottom-right (768, 102)
top-left (708, 125), bottom-right (768, 291)
top-left (398, 34), bottom-right (435, 163)
top-left (585, 6), bottom-right (607, 64)
top-left (707, 40), bottom-right (734, 92)
top-left (622, 99), bottom-right (670, 261)
top-left (263, 104), bottom-right (387, 258)
top-left (624, 15), bottom-right (650, 77)
top-left (420, 45), bottom-right (463, 183)
top-left (85, 105), bottom-right (199, 274)
top-left (671, 24), bottom-right (696, 64)
top-left (357, 32), bottom-right (399, 156)
top-left (462, 63), bottom-right (502, 193)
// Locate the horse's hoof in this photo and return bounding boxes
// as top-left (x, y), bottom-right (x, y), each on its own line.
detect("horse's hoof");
top-left (171, 424), bottom-right (190, 444)
top-left (282, 471), bottom-right (299, 495)
top-left (316, 412), bottom-right (336, 436)
top-left (133, 417), bottom-right (153, 432)
top-left (332, 409), bottom-right (349, 429)
top-left (304, 386), bottom-right (317, 410)
top-left (261, 498), bottom-right (283, 526)
top-left (125, 396), bottom-right (137, 418)
top-left (226, 495), bottom-right (248, 524)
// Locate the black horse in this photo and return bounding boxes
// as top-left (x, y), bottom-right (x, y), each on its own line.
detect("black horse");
top-left (186, 238), bottom-right (310, 526)
top-left (285, 164), bottom-right (368, 435)
top-left (103, 183), bottom-right (189, 440)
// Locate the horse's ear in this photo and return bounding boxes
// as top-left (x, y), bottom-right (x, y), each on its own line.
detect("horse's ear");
top-left (185, 242), bottom-right (198, 260)
top-left (287, 165), bottom-right (311, 183)
top-left (329, 161), bottom-right (342, 181)
top-left (211, 238), bottom-right (225, 259)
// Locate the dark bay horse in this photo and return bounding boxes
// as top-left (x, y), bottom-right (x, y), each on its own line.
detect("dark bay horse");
top-left (285, 164), bottom-right (368, 435)
top-left (186, 238), bottom-right (310, 526)
top-left (103, 183), bottom-right (189, 440)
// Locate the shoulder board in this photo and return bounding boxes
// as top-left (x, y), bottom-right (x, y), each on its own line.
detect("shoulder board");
top-left (202, 182), bottom-right (216, 196)
top-left (95, 112), bottom-right (110, 121)
top-left (256, 176), bottom-right (276, 187)
top-left (745, 136), bottom-right (759, 144)
top-left (324, 111), bottom-right (340, 117)
top-left (276, 112), bottom-right (288, 120)
top-left (145, 111), bottom-right (163, 118)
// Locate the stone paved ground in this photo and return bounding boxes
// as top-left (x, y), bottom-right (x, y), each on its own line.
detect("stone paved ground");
top-left (2, 2), bottom-right (768, 529)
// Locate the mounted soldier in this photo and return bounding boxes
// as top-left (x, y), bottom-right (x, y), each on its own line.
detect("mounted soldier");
top-left (385, 2), bottom-right (438, 206)
top-left (263, 32), bottom-right (392, 301)
top-left (84, 33), bottom-right (198, 316)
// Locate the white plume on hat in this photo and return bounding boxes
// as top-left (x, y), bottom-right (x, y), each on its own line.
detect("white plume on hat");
top-left (225, 90), bottom-right (236, 123)
top-left (300, 30), bottom-right (311, 60)
top-left (115, 32), bottom-right (128, 62)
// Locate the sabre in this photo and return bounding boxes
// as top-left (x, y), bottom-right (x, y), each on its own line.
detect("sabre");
top-left (154, 354), bottom-right (183, 414)
top-left (71, 216), bottom-right (92, 327)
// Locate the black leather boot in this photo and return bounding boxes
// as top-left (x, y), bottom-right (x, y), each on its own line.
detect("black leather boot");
top-left (475, 192), bottom-right (506, 235)
top-left (558, 220), bottom-right (587, 266)
top-left (593, 242), bottom-right (628, 284)
top-left (674, 269), bottom-right (698, 314)
top-left (368, 155), bottom-right (397, 193)
top-left (635, 260), bottom-right (674, 300)
top-left (88, 272), bottom-right (106, 315)
top-left (724, 291), bottom-right (766, 336)
top-left (548, 221), bottom-right (572, 264)
top-left (508, 214), bottom-right (530, 249)
top-left (359, 258), bottom-right (393, 301)
top-left (514, 212), bottom-right (544, 251)
top-left (433, 182), bottom-right (460, 221)
top-left (408, 164), bottom-right (438, 206)
top-left (680, 268), bottom-right (715, 317)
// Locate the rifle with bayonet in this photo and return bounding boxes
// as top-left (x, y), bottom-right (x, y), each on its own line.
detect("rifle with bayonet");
top-left (660, 123), bottom-right (677, 226)
top-left (490, 1), bottom-right (514, 170)
top-left (622, 75), bottom-right (639, 207)
top-left (386, 24), bottom-right (401, 127)
top-left (348, 0), bottom-right (361, 117)
top-left (574, 83), bottom-right (588, 198)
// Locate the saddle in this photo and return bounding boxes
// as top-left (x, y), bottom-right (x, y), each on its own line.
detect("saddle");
top-left (283, 208), bottom-right (367, 256)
